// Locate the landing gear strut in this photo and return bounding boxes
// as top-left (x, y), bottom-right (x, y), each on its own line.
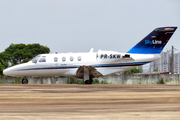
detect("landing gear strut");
top-left (22, 78), bottom-right (28, 84)
top-left (83, 66), bottom-right (93, 84)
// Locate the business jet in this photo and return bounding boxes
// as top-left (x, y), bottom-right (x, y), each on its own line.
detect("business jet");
top-left (3, 26), bottom-right (177, 84)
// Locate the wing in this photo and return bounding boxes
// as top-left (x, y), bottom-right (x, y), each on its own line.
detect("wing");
top-left (75, 65), bottom-right (103, 79)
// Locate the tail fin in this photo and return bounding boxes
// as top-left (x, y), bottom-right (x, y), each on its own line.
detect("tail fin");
top-left (127, 27), bottom-right (177, 54)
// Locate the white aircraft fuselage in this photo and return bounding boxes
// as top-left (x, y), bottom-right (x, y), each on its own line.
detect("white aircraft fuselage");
top-left (4, 50), bottom-right (160, 77)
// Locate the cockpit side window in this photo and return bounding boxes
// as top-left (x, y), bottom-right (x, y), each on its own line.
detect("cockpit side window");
top-left (39, 56), bottom-right (46, 62)
top-left (31, 55), bottom-right (40, 63)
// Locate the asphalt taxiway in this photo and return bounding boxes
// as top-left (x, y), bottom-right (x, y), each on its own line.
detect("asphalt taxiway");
top-left (0, 84), bottom-right (180, 120)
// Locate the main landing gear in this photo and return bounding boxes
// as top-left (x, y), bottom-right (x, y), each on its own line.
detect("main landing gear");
top-left (85, 78), bottom-right (93, 84)
top-left (83, 67), bottom-right (93, 84)
top-left (22, 78), bottom-right (28, 84)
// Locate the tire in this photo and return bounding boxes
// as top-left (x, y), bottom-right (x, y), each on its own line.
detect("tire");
top-left (85, 78), bottom-right (93, 84)
top-left (22, 79), bottom-right (28, 84)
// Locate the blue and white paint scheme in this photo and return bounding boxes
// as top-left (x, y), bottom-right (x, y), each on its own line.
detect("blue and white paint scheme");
top-left (3, 27), bottom-right (178, 84)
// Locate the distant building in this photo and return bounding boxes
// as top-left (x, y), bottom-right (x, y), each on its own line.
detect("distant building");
top-left (150, 50), bottom-right (180, 74)
top-left (161, 51), bottom-right (169, 72)
top-left (174, 53), bottom-right (179, 73)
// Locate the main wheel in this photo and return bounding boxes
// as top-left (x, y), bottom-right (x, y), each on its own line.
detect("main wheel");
top-left (22, 79), bottom-right (28, 84)
top-left (85, 78), bottom-right (93, 84)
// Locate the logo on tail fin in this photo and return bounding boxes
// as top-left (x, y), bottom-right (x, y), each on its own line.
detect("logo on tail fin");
top-left (145, 40), bottom-right (162, 45)
top-left (127, 27), bottom-right (177, 54)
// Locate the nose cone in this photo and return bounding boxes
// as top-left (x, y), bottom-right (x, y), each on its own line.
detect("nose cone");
top-left (3, 68), bottom-right (13, 76)
top-left (3, 63), bottom-right (31, 77)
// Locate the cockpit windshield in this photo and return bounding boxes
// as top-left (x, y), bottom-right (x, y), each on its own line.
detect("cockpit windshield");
top-left (31, 55), bottom-right (41, 63)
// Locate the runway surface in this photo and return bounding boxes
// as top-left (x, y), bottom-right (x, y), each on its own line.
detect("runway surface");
top-left (0, 84), bottom-right (180, 120)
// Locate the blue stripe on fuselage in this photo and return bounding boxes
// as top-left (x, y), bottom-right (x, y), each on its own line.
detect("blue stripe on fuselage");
top-left (18, 61), bottom-right (150, 71)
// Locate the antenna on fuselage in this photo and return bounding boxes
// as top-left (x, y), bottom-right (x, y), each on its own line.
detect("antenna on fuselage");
top-left (89, 48), bottom-right (94, 53)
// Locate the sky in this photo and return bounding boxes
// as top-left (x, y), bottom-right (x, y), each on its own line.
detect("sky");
top-left (0, 0), bottom-right (179, 55)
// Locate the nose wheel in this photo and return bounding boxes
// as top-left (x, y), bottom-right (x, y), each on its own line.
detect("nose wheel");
top-left (22, 78), bottom-right (28, 84)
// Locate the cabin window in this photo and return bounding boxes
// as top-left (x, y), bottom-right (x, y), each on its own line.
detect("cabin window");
top-left (70, 56), bottom-right (74, 61)
top-left (54, 57), bottom-right (58, 62)
top-left (62, 57), bottom-right (66, 62)
top-left (77, 56), bottom-right (81, 61)
top-left (39, 56), bottom-right (46, 62)
top-left (31, 55), bottom-right (40, 63)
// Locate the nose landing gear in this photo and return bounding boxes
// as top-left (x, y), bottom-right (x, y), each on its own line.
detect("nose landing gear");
top-left (22, 78), bottom-right (28, 84)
